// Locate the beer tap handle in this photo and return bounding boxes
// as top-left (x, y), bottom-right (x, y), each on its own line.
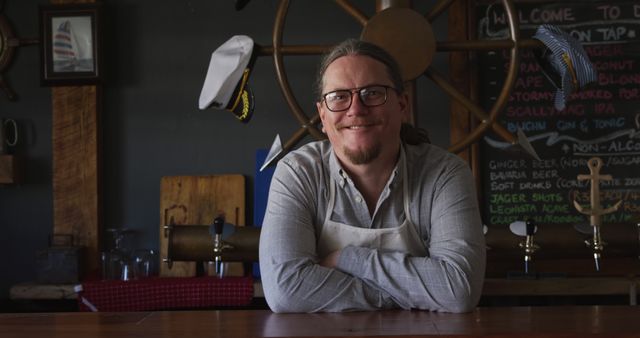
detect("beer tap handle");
top-left (213, 216), bottom-right (225, 278)
top-left (525, 219), bottom-right (535, 236)
top-left (524, 219), bottom-right (537, 274)
top-left (213, 216), bottom-right (225, 236)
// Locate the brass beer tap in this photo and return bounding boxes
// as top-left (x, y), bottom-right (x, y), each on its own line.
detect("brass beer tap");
top-left (573, 157), bottom-right (622, 271)
top-left (519, 219), bottom-right (539, 274)
top-left (511, 219), bottom-right (539, 275)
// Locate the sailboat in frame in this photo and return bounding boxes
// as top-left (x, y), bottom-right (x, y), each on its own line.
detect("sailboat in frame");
top-left (52, 18), bottom-right (93, 73)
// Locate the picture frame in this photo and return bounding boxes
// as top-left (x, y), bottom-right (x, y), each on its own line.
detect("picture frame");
top-left (39, 3), bottom-right (102, 86)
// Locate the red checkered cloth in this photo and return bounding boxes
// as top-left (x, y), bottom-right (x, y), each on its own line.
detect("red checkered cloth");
top-left (76, 276), bottom-right (254, 311)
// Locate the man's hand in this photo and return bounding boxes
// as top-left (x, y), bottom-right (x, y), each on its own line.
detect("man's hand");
top-left (319, 250), bottom-right (342, 268)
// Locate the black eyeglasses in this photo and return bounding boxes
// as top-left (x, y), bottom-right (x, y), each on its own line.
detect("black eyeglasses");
top-left (321, 85), bottom-right (396, 112)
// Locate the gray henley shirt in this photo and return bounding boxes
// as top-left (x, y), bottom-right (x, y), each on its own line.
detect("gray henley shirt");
top-left (259, 140), bottom-right (485, 313)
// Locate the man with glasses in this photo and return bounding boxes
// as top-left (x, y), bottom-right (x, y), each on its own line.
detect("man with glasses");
top-left (259, 39), bottom-right (485, 313)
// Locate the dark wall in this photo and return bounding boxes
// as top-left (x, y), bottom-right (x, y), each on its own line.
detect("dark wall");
top-left (0, 0), bottom-right (450, 300)
top-left (1, 0), bottom-right (53, 303)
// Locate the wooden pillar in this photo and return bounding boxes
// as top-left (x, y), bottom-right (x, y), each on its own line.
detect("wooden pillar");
top-left (448, 0), bottom-right (479, 176)
top-left (51, 0), bottom-right (101, 276)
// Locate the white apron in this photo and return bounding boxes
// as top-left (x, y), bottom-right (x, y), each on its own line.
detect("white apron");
top-left (317, 159), bottom-right (427, 258)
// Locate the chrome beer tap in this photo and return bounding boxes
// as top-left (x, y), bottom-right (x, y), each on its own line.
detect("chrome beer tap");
top-left (520, 219), bottom-right (539, 274)
top-left (212, 216), bottom-right (233, 278)
top-left (163, 216), bottom-right (261, 274)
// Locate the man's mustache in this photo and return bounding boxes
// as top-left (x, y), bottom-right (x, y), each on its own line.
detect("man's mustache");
top-left (335, 119), bottom-right (382, 130)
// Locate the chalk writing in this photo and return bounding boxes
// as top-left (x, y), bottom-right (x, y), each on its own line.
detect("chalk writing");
top-left (478, 1), bottom-right (640, 226)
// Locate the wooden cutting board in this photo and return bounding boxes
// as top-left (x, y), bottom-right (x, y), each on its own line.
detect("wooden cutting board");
top-left (159, 175), bottom-right (245, 277)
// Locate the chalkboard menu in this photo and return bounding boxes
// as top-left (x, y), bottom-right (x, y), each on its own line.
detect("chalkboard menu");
top-left (478, 1), bottom-right (640, 228)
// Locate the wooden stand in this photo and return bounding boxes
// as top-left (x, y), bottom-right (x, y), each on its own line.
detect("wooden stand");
top-left (159, 175), bottom-right (246, 277)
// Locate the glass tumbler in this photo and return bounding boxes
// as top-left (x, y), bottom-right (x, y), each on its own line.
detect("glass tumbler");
top-left (134, 249), bottom-right (158, 278)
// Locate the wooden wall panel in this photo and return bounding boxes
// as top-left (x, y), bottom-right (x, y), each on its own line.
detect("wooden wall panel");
top-left (52, 85), bottom-right (101, 276)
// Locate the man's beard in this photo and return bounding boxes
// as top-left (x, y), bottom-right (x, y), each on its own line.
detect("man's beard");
top-left (342, 143), bottom-right (382, 165)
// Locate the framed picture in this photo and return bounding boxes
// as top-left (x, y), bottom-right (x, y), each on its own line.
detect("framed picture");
top-left (39, 3), bottom-right (102, 86)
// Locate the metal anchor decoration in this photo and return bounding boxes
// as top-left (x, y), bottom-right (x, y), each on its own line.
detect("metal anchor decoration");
top-left (572, 157), bottom-right (622, 271)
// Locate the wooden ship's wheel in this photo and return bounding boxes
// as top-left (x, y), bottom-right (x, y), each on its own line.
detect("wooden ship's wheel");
top-left (258, 0), bottom-right (541, 160)
top-left (0, 12), bottom-right (18, 100)
top-left (0, 1), bottom-right (38, 101)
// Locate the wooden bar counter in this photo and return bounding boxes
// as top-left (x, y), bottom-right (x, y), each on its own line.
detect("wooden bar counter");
top-left (1, 306), bottom-right (640, 337)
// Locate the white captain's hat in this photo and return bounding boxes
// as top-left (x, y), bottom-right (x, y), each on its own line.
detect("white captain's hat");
top-left (198, 35), bottom-right (255, 122)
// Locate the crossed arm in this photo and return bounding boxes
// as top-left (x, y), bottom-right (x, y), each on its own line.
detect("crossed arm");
top-left (259, 156), bottom-right (485, 313)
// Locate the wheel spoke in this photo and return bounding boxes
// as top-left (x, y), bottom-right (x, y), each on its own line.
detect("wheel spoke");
top-left (257, 45), bottom-right (332, 56)
top-left (425, 67), bottom-right (489, 122)
top-left (436, 38), bottom-right (543, 51)
top-left (426, 67), bottom-right (518, 148)
top-left (334, 0), bottom-right (368, 26)
top-left (426, 0), bottom-right (456, 23)
top-left (520, 38), bottom-right (544, 48)
top-left (282, 114), bottom-right (323, 151)
top-left (437, 39), bottom-right (514, 51)
top-left (273, 0), bottom-right (324, 140)
top-left (18, 38), bottom-right (40, 46)
top-left (491, 121), bottom-right (517, 145)
top-left (436, 39), bottom-right (544, 52)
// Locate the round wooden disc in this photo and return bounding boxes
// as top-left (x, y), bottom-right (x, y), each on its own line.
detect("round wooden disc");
top-left (361, 8), bottom-right (435, 81)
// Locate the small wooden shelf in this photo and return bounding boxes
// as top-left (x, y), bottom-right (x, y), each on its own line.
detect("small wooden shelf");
top-left (0, 154), bottom-right (23, 184)
top-left (10, 282), bottom-right (77, 300)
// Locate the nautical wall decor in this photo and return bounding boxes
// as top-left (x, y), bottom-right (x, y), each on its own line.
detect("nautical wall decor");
top-left (39, 3), bottom-right (102, 86)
